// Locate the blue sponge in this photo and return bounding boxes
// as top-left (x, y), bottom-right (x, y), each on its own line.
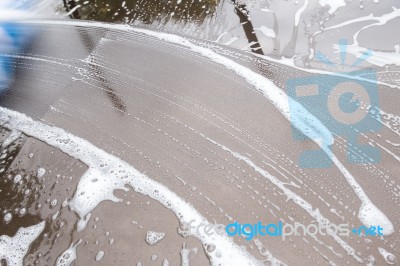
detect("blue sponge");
top-left (0, 22), bottom-right (36, 92)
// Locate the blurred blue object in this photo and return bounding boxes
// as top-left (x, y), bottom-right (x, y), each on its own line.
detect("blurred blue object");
top-left (0, 0), bottom-right (38, 92)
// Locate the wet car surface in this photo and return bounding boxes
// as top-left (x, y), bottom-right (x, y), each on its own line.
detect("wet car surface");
top-left (0, 1), bottom-right (399, 265)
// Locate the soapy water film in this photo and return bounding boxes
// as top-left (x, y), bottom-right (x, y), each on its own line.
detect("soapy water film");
top-left (0, 0), bottom-right (400, 265)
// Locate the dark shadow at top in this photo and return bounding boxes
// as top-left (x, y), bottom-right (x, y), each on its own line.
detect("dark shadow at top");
top-left (232, 1), bottom-right (264, 55)
top-left (63, 0), bottom-right (127, 114)
top-left (65, 0), bottom-right (219, 24)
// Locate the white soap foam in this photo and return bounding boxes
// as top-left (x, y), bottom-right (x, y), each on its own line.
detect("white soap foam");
top-left (222, 36), bottom-right (239, 46)
top-left (215, 32), bottom-right (228, 43)
top-left (258, 54), bottom-right (400, 90)
top-left (334, 43), bottom-right (400, 67)
top-left (254, 239), bottom-right (288, 266)
top-left (69, 167), bottom-right (126, 218)
top-left (353, 7), bottom-right (400, 40)
top-left (0, 107), bottom-right (264, 266)
top-left (131, 28), bottom-right (334, 149)
top-left (205, 137), bottom-right (364, 263)
top-left (373, 141), bottom-right (400, 163)
top-left (318, 0), bottom-right (346, 14)
top-left (76, 213), bottom-right (91, 232)
top-left (324, 147), bottom-right (394, 235)
top-left (0, 221), bottom-right (45, 266)
top-left (260, 8), bottom-right (274, 13)
top-left (56, 239), bottom-right (82, 266)
top-left (3, 212), bottom-right (13, 223)
top-left (2, 19), bottom-right (394, 263)
top-left (145, 231), bottom-right (166, 246)
top-left (20, 19), bottom-right (334, 150)
top-left (65, 5), bottom-right (81, 17)
top-left (181, 243), bottom-right (198, 266)
top-left (95, 250), bottom-right (105, 261)
top-left (163, 258), bottom-right (170, 266)
top-left (294, 0), bottom-right (309, 27)
top-left (37, 167), bottom-right (46, 178)
top-left (255, 26), bottom-right (276, 38)
top-left (378, 247), bottom-right (397, 265)
top-left (326, 7), bottom-right (400, 67)
top-left (17, 19), bottom-right (400, 91)
top-left (2, 130), bottom-right (22, 147)
top-left (14, 174), bottom-right (22, 183)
